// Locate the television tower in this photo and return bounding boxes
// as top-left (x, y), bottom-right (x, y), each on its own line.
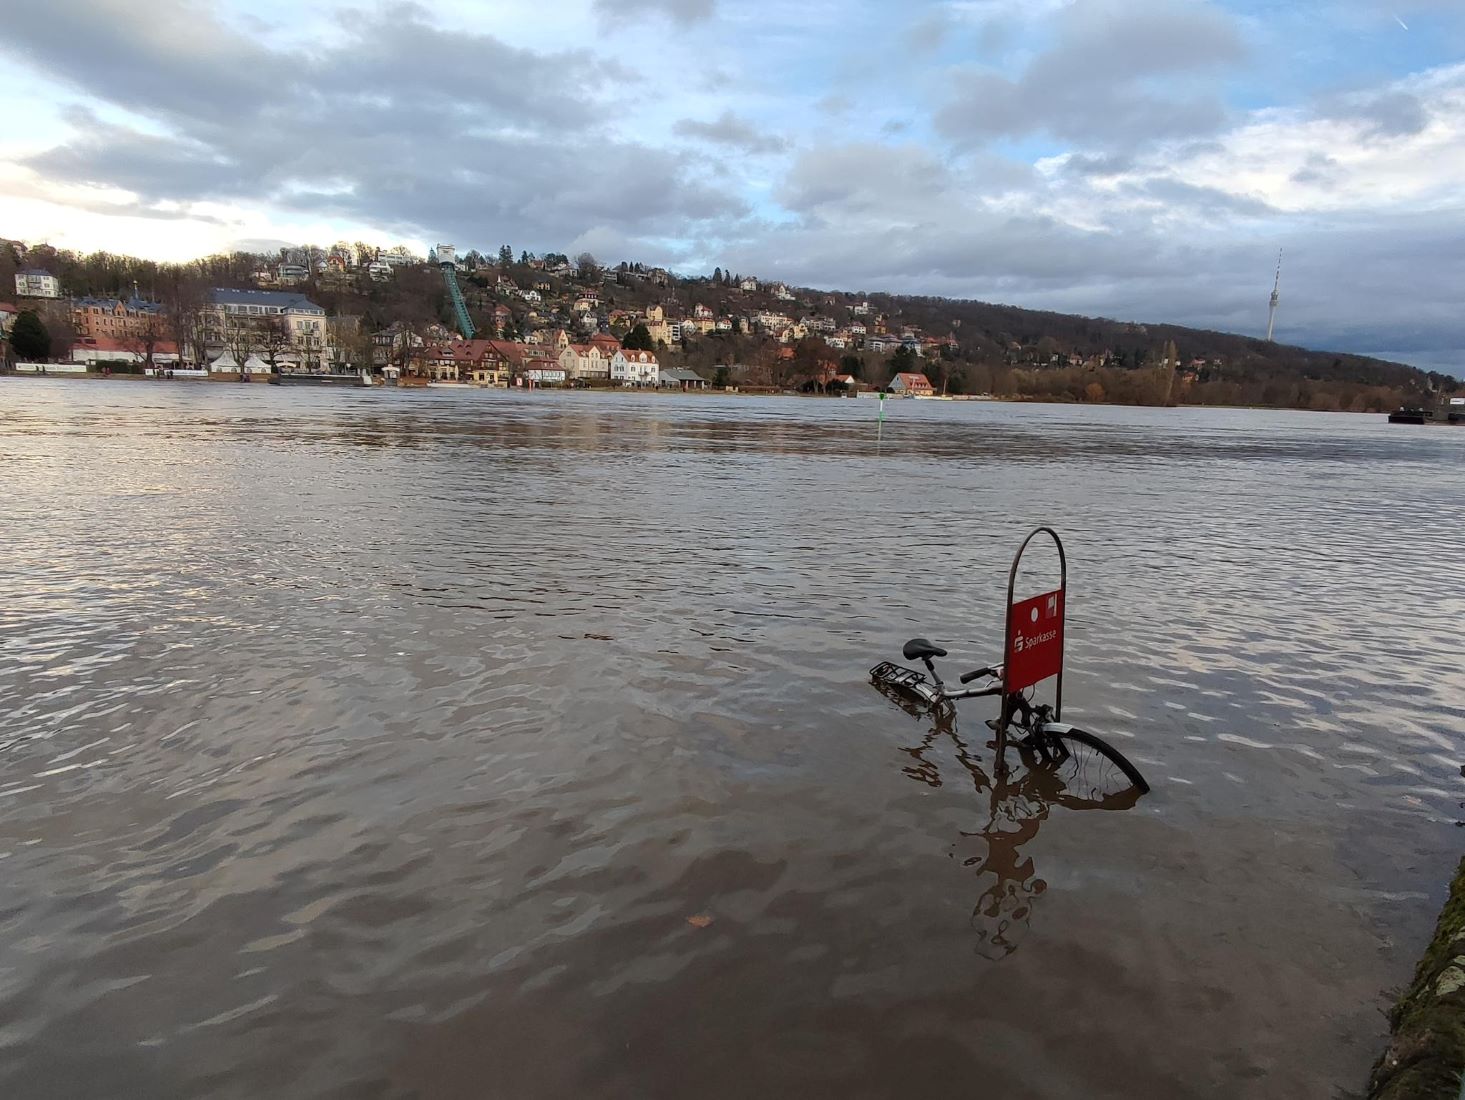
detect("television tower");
top-left (1265, 250), bottom-right (1282, 342)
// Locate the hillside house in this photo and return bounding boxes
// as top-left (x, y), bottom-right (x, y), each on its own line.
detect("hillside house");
top-left (610, 348), bottom-right (659, 386)
top-left (15, 269), bottom-right (60, 299)
top-left (659, 367), bottom-right (707, 390)
top-left (888, 372), bottom-right (934, 396)
top-left (71, 295), bottom-right (165, 342)
top-left (560, 343), bottom-right (610, 380)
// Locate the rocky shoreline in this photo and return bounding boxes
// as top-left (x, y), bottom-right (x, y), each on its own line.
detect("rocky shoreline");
top-left (1370, 857), bottom-right (1465, 1099)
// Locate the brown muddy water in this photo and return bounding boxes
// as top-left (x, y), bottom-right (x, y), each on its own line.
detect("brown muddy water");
top-left (0, 381), bottom-right (1462, 1099)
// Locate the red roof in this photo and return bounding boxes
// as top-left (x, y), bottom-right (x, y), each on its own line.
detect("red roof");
top-left (426, 340), bottom-right (509, 365)
top-left (483, 339), bottom-right (528, 366)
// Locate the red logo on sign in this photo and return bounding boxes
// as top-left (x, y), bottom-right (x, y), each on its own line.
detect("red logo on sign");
top-left (1005, 588), bottom-right (1064, 693)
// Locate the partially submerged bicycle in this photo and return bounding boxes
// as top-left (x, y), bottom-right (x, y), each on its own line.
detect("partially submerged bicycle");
top-left (870, 527), bottom-right (1150, 800)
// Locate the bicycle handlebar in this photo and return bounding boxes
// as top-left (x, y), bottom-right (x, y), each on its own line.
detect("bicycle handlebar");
top-left (959, 666), bottom-right (999, 685)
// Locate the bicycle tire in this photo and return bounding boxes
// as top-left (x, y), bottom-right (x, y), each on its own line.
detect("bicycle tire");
top-left (1037, 723), bottom-right (1150, 798)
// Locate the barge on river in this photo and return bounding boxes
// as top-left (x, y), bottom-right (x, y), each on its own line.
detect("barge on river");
top-left (1387, 397), bottom-right (1464, 425)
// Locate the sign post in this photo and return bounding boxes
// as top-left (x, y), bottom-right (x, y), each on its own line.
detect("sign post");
top-left (998, 527), bottom-right (1067, 763)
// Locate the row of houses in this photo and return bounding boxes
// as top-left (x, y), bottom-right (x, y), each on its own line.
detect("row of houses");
top-left (417, 337), bottom-right (674, 387)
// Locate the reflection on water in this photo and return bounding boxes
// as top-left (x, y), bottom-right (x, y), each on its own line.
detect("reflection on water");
top-left (883, 686), bottom-right (1142, 960)
top-left (1, 382), bottom-right (1463, 1099)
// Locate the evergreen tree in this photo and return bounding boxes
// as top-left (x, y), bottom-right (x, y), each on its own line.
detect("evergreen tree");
top-left (11, 310), bottom-right (50, 361)
top-left (713, 266), bottom-right (723, 285)
top-left (499, 245), bottom-right (513, 267)
top-left (520, 250), bottom-right (530, 265)
top-left (622, 323), bottom-right (654, 351)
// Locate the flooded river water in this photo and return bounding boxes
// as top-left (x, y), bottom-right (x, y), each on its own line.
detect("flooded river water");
top-left (1, 381), bottom-right (1462, 1098)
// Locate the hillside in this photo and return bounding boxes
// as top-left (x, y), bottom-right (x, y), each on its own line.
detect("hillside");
top-left (2, 239), bottom-right (1454, 412)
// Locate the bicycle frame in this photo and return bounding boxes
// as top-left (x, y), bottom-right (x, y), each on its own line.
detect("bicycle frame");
top-left (868, 656), bottom-right (1053, 778)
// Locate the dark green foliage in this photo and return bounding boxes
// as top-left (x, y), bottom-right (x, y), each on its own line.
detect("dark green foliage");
top-left (11, 310), bottom-right (50, 360)
top-left (889, 345), bottom-right (918, 375)
top-left (622, 323), bottom-right (654, 351)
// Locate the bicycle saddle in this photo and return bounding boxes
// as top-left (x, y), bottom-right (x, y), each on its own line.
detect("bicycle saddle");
top-left (902, 638), bottom-right (948, 661)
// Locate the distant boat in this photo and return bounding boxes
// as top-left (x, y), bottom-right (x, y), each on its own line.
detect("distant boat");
top-left (1388, 408), bottom-right (1430, 425)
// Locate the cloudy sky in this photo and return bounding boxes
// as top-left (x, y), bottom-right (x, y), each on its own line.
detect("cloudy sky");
top-left (3, 0), bottom-right (1463, 369)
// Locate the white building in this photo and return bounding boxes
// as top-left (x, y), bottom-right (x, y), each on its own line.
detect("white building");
top-left (15, 269), bottom-right (60, 299)
top-left (610, 348), bottom-right (659, 386)
top-left (205, 288), bottom-right (331, 367)
top-left (522, 364), bottom-right (567, 385)
top-left (739, 277), bottom-right (758, 291)
top-left (366, 261), bottom-right (393, 281)
top-left (559, 343), bottom-right (610, 380)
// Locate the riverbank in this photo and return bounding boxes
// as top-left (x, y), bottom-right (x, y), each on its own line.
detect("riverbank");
top-left (1370, 857), bottom-right (1465, 1099)
top-left (2, 368), bottom-right (1457, 418)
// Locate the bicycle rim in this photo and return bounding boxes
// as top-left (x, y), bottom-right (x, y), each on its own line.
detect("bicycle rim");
top-left (1036, 725), bottom-right (1150, 805)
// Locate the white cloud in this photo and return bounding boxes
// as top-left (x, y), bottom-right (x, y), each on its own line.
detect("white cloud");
top-left (0, 0), bottom-right (1462, 369)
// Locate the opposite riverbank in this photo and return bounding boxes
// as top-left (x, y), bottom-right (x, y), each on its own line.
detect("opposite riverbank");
top-left (1370, 858), bottom-right (1465, 1099)
top-left (0, 368), bottom-right (1432, 415)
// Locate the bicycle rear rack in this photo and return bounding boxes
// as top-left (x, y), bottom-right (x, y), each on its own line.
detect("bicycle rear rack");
top-left (870, 661), bottom-right (944, 707)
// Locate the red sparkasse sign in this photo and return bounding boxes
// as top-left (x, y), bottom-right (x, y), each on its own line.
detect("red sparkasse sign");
top-left (1005, 588), bottom-right (1064, 693)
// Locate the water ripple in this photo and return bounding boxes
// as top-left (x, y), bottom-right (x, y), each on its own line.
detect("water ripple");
top-left (0, 382), bottom-right (1462, 1098)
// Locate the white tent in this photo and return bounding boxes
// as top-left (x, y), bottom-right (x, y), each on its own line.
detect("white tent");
top-left (208, 351), bottom-right (240, 373)
top-left (242, 355), bottom-right (272, 375)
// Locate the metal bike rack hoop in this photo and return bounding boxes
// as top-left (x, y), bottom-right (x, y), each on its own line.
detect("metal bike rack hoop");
top-left (1002, 526), bottom-right (1068, 721)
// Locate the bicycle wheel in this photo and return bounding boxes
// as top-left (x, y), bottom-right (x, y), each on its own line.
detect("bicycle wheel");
top-left (1034, 724), bottom-right (1150, 803)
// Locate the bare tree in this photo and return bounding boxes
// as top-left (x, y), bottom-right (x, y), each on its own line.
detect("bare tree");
top-left (165, 279), bottom-right (210, 367)
top-left (124, 310), bottom-right (167, 372)
top-left (222, 310), bottom-right (255, 368)
top-left (259, 315), bottom-right (291, 372)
